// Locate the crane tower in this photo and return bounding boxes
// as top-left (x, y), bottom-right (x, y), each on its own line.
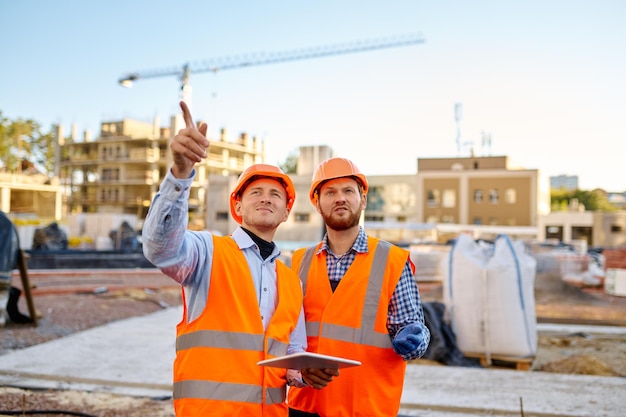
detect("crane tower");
top-left (117, 33), bottom-right (425, 106)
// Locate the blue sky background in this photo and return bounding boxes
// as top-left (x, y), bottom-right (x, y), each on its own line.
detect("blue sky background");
top-left (2, 1), bottom-right (625, 191)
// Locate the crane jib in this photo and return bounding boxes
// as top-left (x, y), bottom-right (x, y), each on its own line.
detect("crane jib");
top-left (117, 33), bottom-right (425, 89)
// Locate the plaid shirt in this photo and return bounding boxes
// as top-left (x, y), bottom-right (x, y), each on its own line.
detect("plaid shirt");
top-left (316, 227), bottom-right (426, 340)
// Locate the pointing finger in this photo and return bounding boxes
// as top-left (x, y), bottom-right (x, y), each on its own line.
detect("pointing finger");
top-left (180, 100), bottom-right (195, 129)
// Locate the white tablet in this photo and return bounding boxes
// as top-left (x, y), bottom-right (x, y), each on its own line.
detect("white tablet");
top-left (257, 352), bottom-right (361, 370)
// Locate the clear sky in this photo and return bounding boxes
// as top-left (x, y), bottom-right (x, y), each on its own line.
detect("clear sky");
top-left (2, 1), bottom-right (625, 191)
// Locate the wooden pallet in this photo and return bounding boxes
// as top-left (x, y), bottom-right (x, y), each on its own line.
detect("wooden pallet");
top-left (463, 352), bottom-right (534, 371)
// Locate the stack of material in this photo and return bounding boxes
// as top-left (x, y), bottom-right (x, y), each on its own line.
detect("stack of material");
top-left (409, 244), bottom-right (450, 282)
top-left (443, 234), bottom-right (537, 361)
top-left (603, 249), bottom-right (626, 270)
top-left (556, 252), bottom-right (591, 284)
top-left (604, 249), bottom-right (626, 296)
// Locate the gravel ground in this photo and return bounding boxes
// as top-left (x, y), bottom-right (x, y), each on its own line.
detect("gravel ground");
top-left (1, 274), bottom-right (625, 416)
top-left (0, 287), bottom-right (181, 416)
top-left (0, 287), bottom-right (182, 353)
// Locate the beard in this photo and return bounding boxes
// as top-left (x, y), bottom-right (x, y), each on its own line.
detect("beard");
top-left (320, 205), bottom-right (361, 231)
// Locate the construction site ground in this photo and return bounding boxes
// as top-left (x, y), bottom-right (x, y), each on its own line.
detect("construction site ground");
top-left (0, 268), bottom-right (625, 416)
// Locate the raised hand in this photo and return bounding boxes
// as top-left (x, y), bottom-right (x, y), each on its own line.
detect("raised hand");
top-left (170, 100), bottom-right (210, 179)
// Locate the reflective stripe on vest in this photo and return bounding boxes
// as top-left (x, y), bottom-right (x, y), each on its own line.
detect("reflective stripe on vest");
top-left (176, 330), bottom-right (288, 358)
top-left (298, 240), bottom-right (392, 349)
top-left (174, 380), bottom-right (285, 405)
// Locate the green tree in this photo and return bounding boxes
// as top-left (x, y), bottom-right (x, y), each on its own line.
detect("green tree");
top-left (550, 188), bottom-right (618, 212)
top-left (279, 149), bottom-right (298, 174)
top-left (0, 111), bottom-right (55, 176)
top-left (550, 188), bottom-right (571, 211)
top-left (31, 130), bottom-right (56, 175)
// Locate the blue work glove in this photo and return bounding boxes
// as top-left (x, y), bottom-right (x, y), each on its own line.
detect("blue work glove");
top-left (392, 323), bottom-right (429, 358)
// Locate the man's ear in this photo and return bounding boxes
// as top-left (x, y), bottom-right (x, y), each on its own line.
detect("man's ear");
top-left (234, 200), bottom-right (242, 217)
top-left (315, 200), bottom-right (322, 214)
top-left (281, 207), bottom-right (290, 223)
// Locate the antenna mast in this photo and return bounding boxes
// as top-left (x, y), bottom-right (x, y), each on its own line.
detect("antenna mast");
top-left (455, 102), bottom-right (463, 155)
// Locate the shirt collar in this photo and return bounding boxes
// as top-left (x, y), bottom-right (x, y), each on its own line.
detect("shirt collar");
top-left (318, 226), bottom-right (368, 256)
top-left (232, 226), bottom-right (281, 261)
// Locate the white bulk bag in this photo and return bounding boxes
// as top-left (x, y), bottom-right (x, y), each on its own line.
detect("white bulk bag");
top-left (443, 233), bottom-right (537, 357)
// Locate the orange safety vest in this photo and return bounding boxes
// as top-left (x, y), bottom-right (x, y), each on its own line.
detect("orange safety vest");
top-left (173, 235), bottom-right (303, 416)
top-left (288, 237), bottom-right (412, 417)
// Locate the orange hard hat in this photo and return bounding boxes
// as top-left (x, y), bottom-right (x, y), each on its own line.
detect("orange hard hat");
top-left (309, 157), bottom-right (368, 205)
top-left (229, 164), bottom-right (296, 224)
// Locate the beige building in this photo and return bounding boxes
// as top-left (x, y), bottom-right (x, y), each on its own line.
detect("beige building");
top-left (0, 173), bottom-right (63, 220)
top-left (416, 156), bottom-right (550, 227)
top-left (539, 208), bottom-right (626, 248)
top-left (363, 156), bottom-right (551, 244)
top-left (58, 116), bottom-right (264, 229)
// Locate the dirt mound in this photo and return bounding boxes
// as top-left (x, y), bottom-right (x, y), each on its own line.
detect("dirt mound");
top-left (536, 354), bottom-right (620, 376)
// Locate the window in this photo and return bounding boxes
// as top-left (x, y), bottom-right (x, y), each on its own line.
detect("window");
top-left (489, 189), bottom-right (499, 204)
top-left (427, 189), bottom-right (440, 207)
top-left (366, 186), bottom-right (384, 211)
top-left (294, 213), bottom-right (310, 222)
top-left (426, 215), bottom-right (439, 223)
top-left (216, 212), bottom-right (228, 221)
top-left (611, 224), bottom-right (623, 233)
top-left (472, 217), bottom-right (482, 225)
top-left (546, 226), bottom-right (563, 240)
top-left (473, 189), bottom-right (483, 203)
top-left (364, 214), bottom-right (384, 222)
top-left (442, 189), bottom-right (456, 208)
top-left (505, 188), bottom-right (516, 204)
top-left (441, 215), bottom-right (455, 223)
top-left (102, 168), bottom-right (119, 182)
top-left (99, 188), bottom-right (118, 202)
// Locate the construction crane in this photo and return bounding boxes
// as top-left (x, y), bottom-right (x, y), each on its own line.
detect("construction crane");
top-left (117, 33), bottom-right (425, 105)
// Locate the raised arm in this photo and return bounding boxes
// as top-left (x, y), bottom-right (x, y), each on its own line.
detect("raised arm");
top-left (170, 101), bottom-right (210, 179)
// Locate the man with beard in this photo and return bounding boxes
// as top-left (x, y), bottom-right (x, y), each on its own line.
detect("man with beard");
top-left (143, 101), bottom-right (335, 416)
top-left (287, 157), bottom-right (430, 417)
